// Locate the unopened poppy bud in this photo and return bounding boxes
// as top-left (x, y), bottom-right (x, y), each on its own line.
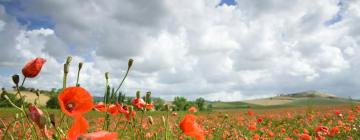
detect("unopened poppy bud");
top-left (15, 113), bottom-right (19, 119)
top-left (35, 89), bottom-right (40, 97)
top-left (12, 74), bottom-right (19, 85)
top-left (66, 56), bottom-right (72, 64)
top-left (148, 116), bottom-right (154, 125)
top-left (146, 92), bottom-right (152, 103)
top-left (78, 62), bottom-right (83, 70)
top-left (105, 72), bottom-right (109, 80)
top-left (128, 59), bottom-right (134, 69)
top-left (136, 91), bottom-right (140, 98)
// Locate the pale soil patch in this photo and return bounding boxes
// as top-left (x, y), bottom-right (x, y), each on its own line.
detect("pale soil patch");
top-left (8, 90), bottom-right (50, 106)
top-left (242, 96), bottom-right (295, 106)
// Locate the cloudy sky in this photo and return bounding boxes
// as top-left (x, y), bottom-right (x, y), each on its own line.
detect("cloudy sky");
top-left (0, 0), bottom-right (359, 101)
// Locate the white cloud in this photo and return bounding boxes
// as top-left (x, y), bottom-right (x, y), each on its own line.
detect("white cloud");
top-left (1, 0), bottom-right (360, 101)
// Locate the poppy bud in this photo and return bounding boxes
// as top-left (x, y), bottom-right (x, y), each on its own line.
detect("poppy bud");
top-left (146, 91), bottom-right (151, 103)
top-left (35, 89), bottom-right (40, 97)
top-left (105, 72), bottom-right (109, 80)
top-left (78, 62), bottom-right (83, 70)
top-left (128, 59), bottom-right (134, 69)
top-left (148, 116), bottom-right (154, 125)
top-left (12, 74), bottom-right (19, 85)
top-left (66, 56), bottom-right (72, 65)
top-left (22, 58), bottom-right (46, 78)
top-left (136, 91), bottom-right (140, 98)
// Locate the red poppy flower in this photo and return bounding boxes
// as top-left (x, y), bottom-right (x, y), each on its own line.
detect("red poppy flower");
top-left (179, 114), bottom-right (205, 140)
top-left (68, 116), bottom-right (89, 140)
top-left (58, 87), bottom-right (94, 117)
top-left (22, 58), bottom-right (46, 78)
top-left (116, 102), bottom-right (128, 114)
top-left (131, 98), bottom-right (146, 109)
top-left (81, 131), bottom-right (117, 140)
top-left (299, 134), bottom-right (311, 140)
top-left (108, 104), bottom-right (119, 115)
top-left (188, 106), bottom-right (198, 113)
top-left (94, 102), bottom-right (106, 112)
top-left (28, 104), bottom-right (45, 129)
top-left (145, 103), bottom-right (154, 110)
top-left (125, 111), bottom-right (136, 120)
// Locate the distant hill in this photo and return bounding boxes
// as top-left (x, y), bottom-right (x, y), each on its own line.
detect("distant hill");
top-left (211, 90), bottom-right (359, 110)
top-left (284, 90), bottom-right (338, 98)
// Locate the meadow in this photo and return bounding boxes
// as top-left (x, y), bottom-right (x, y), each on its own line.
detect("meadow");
top-left (1, 103), bottom-right (360, 140)
top-left (0, 56), bottom-right (360, 140)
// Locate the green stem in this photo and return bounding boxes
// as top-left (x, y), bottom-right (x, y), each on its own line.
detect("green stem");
top-left (1, 119), bottom-right (17, 140)
top-left (75, 68), bottom-right (81, 87)
top-left (114, 68), bottom-right (130, 94)
top-left (20, 77), bottom-right (26, 88)
top-left (113, 113), bottom-right (123, 131)
top-left (63, 73), bottom-right (67, 89)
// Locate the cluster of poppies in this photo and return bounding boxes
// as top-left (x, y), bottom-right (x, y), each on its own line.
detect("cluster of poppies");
top-left (6, 57), bottom-right (206, 140)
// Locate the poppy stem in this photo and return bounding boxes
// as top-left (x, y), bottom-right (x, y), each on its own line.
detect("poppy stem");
top-left (113, 113), bottom-right (123, 131)
top-left (114, 67), bottom-right (131, 95)
top-left (20, 77), bottom-right (26, 88)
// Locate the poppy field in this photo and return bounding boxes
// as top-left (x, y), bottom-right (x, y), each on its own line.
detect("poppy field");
top-left (0, 57), bottom-right (360, 140)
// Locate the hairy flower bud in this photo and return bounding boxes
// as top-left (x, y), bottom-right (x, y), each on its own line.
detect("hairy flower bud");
top-left (66, 56), bottom-right (72, 64)
top-left (78, 62), bottom-right (83, 70)
top-left (105, 72), bottom-right (109, 80)
top-left (136, 91), bottom-right (141, 98)
top-left (12, 74), bottom-right (20, 85)
top-left (128, 59), bottom-right (134, 69)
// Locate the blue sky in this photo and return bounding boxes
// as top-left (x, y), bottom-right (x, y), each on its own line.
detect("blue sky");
top-left (1, 0), bottom-right (360, 101)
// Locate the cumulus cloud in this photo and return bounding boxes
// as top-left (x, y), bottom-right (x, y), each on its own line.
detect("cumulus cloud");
top-left (0, 0), bottom-right (360, 101)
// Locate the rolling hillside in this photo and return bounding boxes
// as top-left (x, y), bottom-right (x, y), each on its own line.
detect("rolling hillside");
top-left (211, 91), bottom-right (359, 110)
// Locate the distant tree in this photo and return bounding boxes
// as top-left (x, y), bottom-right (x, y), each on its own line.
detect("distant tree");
top-left (195, 97), bottom-right (206, 111)
top-left (46, 95), bottom-right (59, 108)
top-left (184, 101), bottom-right (196, 110)
top-left (153, 97), bottom-right (165, 111)
top-left (0, 89), bottom-right (26, 107)
top-left (207, 104), bottom-right (213, 111)
top-left (173, 96), bottom-right (187, 111)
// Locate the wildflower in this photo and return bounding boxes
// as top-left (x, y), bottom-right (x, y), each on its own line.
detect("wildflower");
top-left (145, 103), bottom-right (154, 110)
top-left (68, 116), bottom-right (89, 139)
top-left (248, 121), bottom-right (257, 131)
top-left (179, 114), bottom-right (205, 140)
top-left (172, 112), bottom-right (178, 116)
top-left (28, 104), bottom-right (45, 129)
top-left (108, 104), bottom-right (119, 115)
top-left (58, 87), bottom-right (94, 117)
top-left (22, 58), bottom-right (46, 78)
top-left (188, 106), bottom-right (198, 113)
top-left (299, 134), bottom-right (311, 140)
top-left (131, 98), bottom-right (146, 109)
top-left (329, 127), bottom-right (340, 137)
top-left (94, 102), bottom-right (106, 112)
top-left (58, 87), bottom-right (94, 139)
top-left (80, 131), bottom-right (117, 140)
